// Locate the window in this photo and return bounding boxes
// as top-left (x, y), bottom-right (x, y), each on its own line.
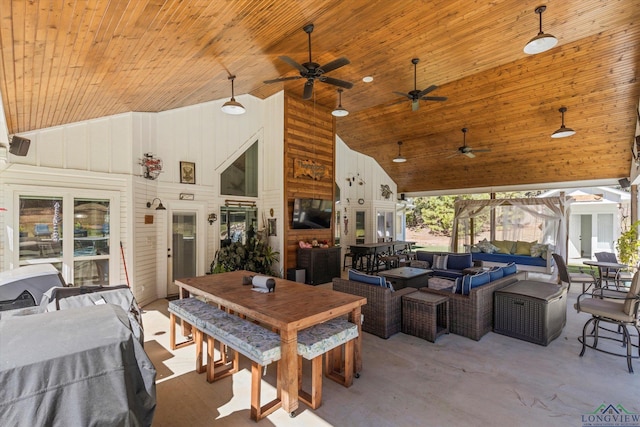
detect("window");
top-left (220, 206), bottom-right (258, 246)
top-left (220, 141), bottom-right (258, 197)
top-left (16, 191), bottom-right (117, 286)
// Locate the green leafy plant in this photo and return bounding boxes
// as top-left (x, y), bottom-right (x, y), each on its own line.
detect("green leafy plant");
top-left (209, 225), bottom-right (280, 275)
top-left (616, 220), bottom-right (640, 269)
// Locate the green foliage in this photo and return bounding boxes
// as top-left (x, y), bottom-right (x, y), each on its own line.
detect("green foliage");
top-left (209, 225), bottom-right (280, 275)
top-left (616, 220), bottom-right (640, 268)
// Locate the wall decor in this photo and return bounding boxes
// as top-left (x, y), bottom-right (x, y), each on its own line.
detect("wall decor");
top-left (139, 153), bottom-right (163, 180)
top-left (293, 158), bottom-right (329, 181)
top-left (381, 184), bottom-right (393, 200)
top-left (180, 161), bottom-right (196, 184)
top-left (179, 193), bottom-right (194, 200)
top-left (268, 218), bottom-right (277, 236)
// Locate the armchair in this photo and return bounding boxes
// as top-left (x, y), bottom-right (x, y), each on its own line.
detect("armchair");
top-left (574, 271), bottom-right (640, 373)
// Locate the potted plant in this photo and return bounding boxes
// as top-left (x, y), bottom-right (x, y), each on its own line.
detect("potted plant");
top-left (209, 225), bottom-right (280, 275)
top-left (616, 220), bottom-right (640, 270)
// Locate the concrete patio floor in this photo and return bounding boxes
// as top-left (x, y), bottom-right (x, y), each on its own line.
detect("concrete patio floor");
top-left (142, 273), bottom-right (639, 427)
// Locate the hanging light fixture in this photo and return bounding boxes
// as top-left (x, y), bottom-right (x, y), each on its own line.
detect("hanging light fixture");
top-left (332, 88), bottom-right (349, 117)
top-left (551, 106), bottom-right (576, 138)
top-left (523, 5), bottom-right (558, 55)
top-left (393, 141), bottom-right (406, 163)
top-left (221, 75), bottom-right (246, 115)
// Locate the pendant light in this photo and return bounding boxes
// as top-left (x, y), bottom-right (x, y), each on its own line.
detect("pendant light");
top-left (221, 75), bottom-right (246, 115)
top-left (551, 107), bottom-right (576, 138)
top-left (393, 141), bottom-right (406, 163)
top-left (523, 5), bottom-right (558, 55)
top-left (332, 88), bottom-right (349, 117)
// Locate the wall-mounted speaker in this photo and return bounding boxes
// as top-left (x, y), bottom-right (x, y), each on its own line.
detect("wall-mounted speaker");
top-left (9, 136), bottom-right (30, 156)
top-left (618, 178), bottom-right (631, 189)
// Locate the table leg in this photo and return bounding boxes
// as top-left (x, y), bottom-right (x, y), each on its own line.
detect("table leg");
top-left (279, 328), bottom-right (299, 415)
top-left (349, 306), bottom-right (363, 374)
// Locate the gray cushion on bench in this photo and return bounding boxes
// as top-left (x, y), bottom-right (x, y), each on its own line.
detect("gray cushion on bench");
top-left (297, 318), bottom-right (358, 360)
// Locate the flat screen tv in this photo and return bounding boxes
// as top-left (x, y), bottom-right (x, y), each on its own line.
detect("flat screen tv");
top-left (292, 198), bottom-right (332, 229)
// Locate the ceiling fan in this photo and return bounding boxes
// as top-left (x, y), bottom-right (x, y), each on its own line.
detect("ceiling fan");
top-left (263, 24), bottom-right (353, 100)
top-left (393, 58), bottom-right (447, 111)
top-left (448, 128), bottom-right (491, 158)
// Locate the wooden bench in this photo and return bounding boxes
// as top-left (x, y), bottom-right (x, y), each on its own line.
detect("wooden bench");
top-left (297, 318), bottom-right (359, 409)
top-left (169, 298), bottom-right (282, 421)
top-left (168, 298), bottom-right (237, 380)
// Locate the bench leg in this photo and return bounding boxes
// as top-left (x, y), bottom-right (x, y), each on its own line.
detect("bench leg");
top-left (169, 312), bottom-right (194, 350)
top-left (250, 361), bottom-right (282, 421)
top-left (298, 355), bottom-right (323, 409)
top-left (325, 340), bottom-right (354, 388)
top-left (206, 335), bottom-right (238, 383)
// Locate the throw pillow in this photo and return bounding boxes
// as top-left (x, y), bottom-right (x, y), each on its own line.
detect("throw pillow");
top-left (469, 271), bottom-right (491, 290)
top-left (530, 243), bottom-right (549, 258)
top-left (515, 240), bottom-right (536, 256)
top-left (411, 260), bottom-right (430, 269)
top-left (348, 269), bottom-right (385, 287)
top-left (492, 240), bottom-right (515, 254)
top-left (502, 262), bottom-right (517, 276)
top-left (433, 254), bottom-right (449, 270)
top-left (476, 239), bottom-right (499, 254)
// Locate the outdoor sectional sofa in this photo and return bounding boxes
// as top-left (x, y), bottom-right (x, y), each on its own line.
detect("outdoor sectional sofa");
top-left (420, 270), bottom-right (527, 340)
top-left (414, 251), bottom-right (483, 279)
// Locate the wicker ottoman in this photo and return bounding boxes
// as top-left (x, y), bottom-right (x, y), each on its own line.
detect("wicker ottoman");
top-left (493, 280), bottom-right (567, 346)
top-left (402, 291), bottom-right (449, 342)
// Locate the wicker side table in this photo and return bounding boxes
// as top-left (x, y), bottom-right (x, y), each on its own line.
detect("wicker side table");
top-left (402, 291), bottom-right (449, 342)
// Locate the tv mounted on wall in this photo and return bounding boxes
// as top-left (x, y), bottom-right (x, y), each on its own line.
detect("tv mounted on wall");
top-left (292, 198), bottom-right (332, 229)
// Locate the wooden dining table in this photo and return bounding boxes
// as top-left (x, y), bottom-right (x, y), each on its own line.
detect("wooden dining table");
top-left (175, 270), bottom-right (367, 416)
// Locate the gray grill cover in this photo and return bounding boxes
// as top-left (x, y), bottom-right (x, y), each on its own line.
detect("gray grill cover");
top-left (0, 304), bottom-right (156, 426)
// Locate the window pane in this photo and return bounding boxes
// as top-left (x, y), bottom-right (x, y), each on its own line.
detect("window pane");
top-left (220, 141), bottom-right (258, 197)
top-left (19, 197), bottom-right (63, 262)
top-left (220, 206), bottom-right (258, 245)
top-left (74, 199), bottom-right (110, 256)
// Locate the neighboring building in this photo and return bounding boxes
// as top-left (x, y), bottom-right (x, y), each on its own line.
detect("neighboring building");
top-left (540, 187), bottom-right (630, 259)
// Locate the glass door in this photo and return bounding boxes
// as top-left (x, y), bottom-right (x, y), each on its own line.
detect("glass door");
top-left (169, 212), bottom-right (197, 296)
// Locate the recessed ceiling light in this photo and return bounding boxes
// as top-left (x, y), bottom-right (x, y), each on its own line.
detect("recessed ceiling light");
top-left (362, 76), bottom-right (374, 83)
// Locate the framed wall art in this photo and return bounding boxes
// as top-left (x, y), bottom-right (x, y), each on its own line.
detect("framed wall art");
top-left (180, 161), bottom-right (195, 184)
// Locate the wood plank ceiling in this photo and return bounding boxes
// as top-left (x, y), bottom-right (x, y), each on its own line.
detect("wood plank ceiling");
top-left (1, 0), bottom-right (638, 193)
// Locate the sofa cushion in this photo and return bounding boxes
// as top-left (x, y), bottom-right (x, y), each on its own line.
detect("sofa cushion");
top-left (515, 240), bottom-right (536, 256)
top-left (489, 267), bottom-right (504, 281)
top-left (348, 269), bottom-right (386, 288)
top-left (447, 253), bottom-right (473, 271)
top-left (416, 251), bottom-right (435, 265)
top-left (502, 262), bottom-right (517, 276)
top-left (470, 271), bottom-right (491, 290)
top-left (492, 240), bottom-right (515, 254)
top-left (433, 254), bottom-right (449, 270)
top-left (434, 269), bottom-right (465, 279)
top-left (455, 271), bottom-right (491, 295)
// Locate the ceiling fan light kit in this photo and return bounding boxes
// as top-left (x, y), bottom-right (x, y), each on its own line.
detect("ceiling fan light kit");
top-left (393, 58), bottom-right (447, 111)
top-left (524, 5), bottom-right (558, 55)
top-left (551, 106), bottom-right (576, 138)
top-left (332, 88), bottom-right (349, 117)
top-left (221, 75), bottom-right (246, 115)
top-left (393, 141), bottom-right (407, 163)
top-left (263, 23), bottom-right (353, 100)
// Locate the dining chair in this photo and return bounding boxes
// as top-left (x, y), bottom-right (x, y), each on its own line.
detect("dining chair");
top-left (574, 270), bottom-right (640, 373)
top-left (552, 253), bottom-right (597, 293)
top-left (594, 251), bottom-right (633, 290)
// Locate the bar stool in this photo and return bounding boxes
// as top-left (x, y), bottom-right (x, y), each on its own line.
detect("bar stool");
top-left (343, 249), bottom-right (354, 271)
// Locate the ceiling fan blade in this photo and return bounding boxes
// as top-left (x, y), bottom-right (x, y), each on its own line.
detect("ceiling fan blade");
top-left (320, 57), bottom-right (350, 74)
top-left (302, 80), bottom-right (314, 100)
top-left (421, 96), bottom-right (448, 102)
top-left (464, 151), bottom-right (476, 158)
top-left (279, 55), bottom-right (308, 73)
top-left (411, 100), bottom-right (419, 111)
top-left (263, 75), bottom-right (302, 84)
top-left (472, 148), bottom-right (491, 153)
top-left (319, 76), bottom-right (353, 89)
top-left (445, 152), bottom-right (459, 159)
top-left (416, 85), bottom-right (437, 98)
top-left (393, 91), bottom-right (413, 99)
